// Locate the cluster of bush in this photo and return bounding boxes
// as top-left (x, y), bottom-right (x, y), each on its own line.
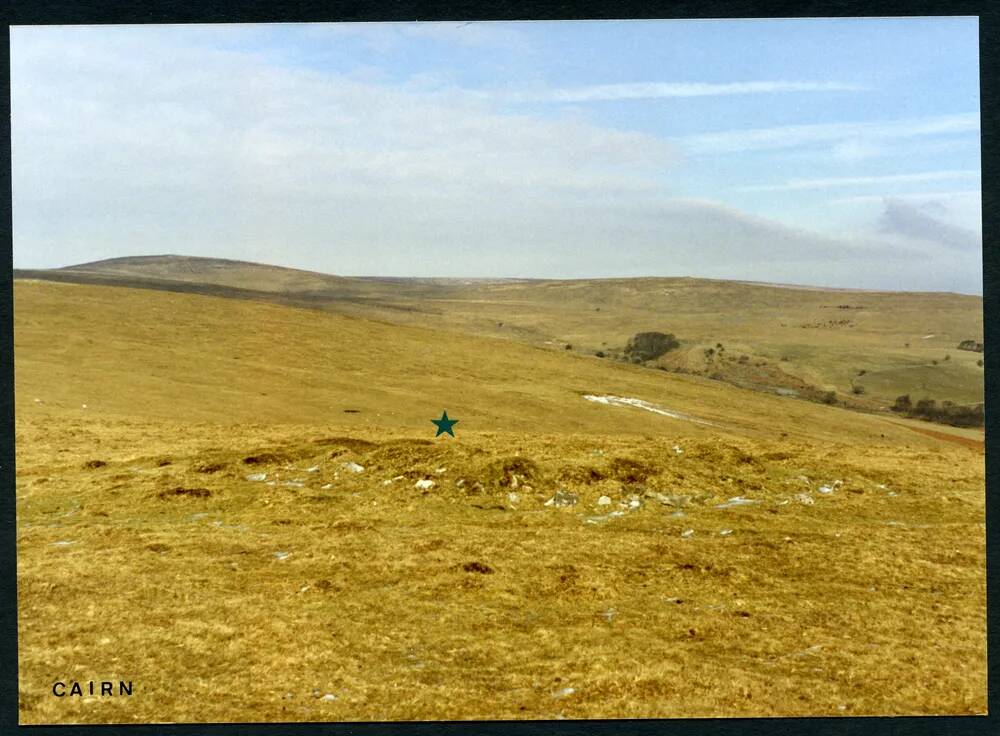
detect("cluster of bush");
top-left (892, 394), bottom-right (984, 427)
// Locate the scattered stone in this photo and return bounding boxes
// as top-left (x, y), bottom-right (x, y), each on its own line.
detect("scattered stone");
top-left (273, 551), bottom-right (291, 561)
top-left (818, 485), bottom-right (834, 494)
top-left (715, 496), bottom-right (759, 509)
top-left (320, 694), bottom-right (337, 702)
top-left (584, 510), bottom-right (626, 524)
top-left (719, 529), bottom-right (733, 536)
top-left (321, 483), bottom-right (332, 490)
top-left (343, 462), bottom-right (365, 474)
top-left (627, 498), bottom-right (642, 510)
top-left (673, 445), bottom-right (684, 455)
top-left (795, 493), bottom-right (815, 506)
top-left (435, 467), bottom-right (447, 474)
top-left (304, 466), bottom-right (320, 473)
top-left (507, 492), bottom-right (520, 505)
top-left (681, 529), bottom-right (695, 538)
top-left (601, 608), bottom-right (617, 623)
top-left (281, 480), bottom-right (305, 488)
top-left (382, 479), bottom-right (393, 486)
top-left (456, 479), bottom-right (466, 488)
top-left (597, 495), bottom-right (613, 506)
top-left (545, 490), bottom-right (579, 507)
top-left (415, 479), bottom-right (435, 490)
top-left (245, 473), bottom-right (267, 482)
top-left (553, 687), bottom-right (576, 699)
top-left (82, 460), bottom-right (107, 469)
top-left (669, 510), bottom-right (685, 518)
top-left (51, 540), bottom-right (75, 546)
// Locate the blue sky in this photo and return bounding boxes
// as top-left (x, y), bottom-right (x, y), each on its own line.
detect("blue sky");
top-left (11, 18), bottom-right (982, 292)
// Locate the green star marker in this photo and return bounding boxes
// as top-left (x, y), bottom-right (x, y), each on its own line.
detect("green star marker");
top-left (432, 410), bottom-right (459, 437)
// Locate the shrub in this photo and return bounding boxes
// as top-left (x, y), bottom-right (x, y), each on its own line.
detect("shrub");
top-left (977, 359), bottom-right (984, 367)
top-left (852, 384), bottom-right (865, 395)
top-left (821, 391), bottom-right (837, 405)
top-left (893, 394), bottom-right (912, 412)
top-left (857, 369), bottom-right (867, 376)
top-left (565, 344), bottom-right (572, 350)
top-left (704, 348), bottom-right (715, 358)
top-left (595, 351), bottom-right (605, 358)
top-left (738, 355), bottom-right (749, 364)
top-left (624, 332), bottom-right (680, 362)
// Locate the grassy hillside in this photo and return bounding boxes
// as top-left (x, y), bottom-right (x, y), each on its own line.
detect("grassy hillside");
top-left (18, 255), bottom-right (984, 412)
top-left (13, 279), bottom-right (985, 722)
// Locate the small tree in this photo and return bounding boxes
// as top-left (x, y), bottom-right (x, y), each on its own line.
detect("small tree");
top-left (821, 391), bottom-right (837, 405)
top-left (893, 394), bottom-right (912, 412)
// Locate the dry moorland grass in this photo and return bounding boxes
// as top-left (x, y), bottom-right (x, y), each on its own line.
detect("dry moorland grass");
top-left (13, 280), bottom-right (986, 723)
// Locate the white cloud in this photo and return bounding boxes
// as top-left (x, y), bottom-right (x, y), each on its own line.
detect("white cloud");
top-left (739, 169), bottom-right (980, 192)
top-left (679, 113), bottom-right (980, 155)
top-left (496, 80), bottom-right (863, 103)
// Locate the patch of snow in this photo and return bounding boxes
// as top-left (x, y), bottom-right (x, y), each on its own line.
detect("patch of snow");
top-left (582, 395), bottom-right (718, 426)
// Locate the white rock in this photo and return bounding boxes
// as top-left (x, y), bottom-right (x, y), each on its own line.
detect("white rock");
top-left (321, 483), bottom-right (332, 490)
top-left (553, 687), bottom-right (576, 698)
top-left (507, 492), bottom-right (520, 504)
top-left (435, 467), bottom-right (447, 474)
top-left (681, 529), bottom-right (695, 538)
top-left (673, 445), bottom-right (684, 454)
top-left (628, 498), bottom-right (641, 509)
top-left (343, 462), bottom-right (365, 474)
top-left (818, 485), bottom-right (834, 494)
top-left (795, 493), bottom-right (815, 505)
top-left (715, 496), bottom-right (759, 508)
top-left (456, 479), bottom-right (466, 487)
top-left (245, 472), bottom-right (267, 482)
top-left (719, 529), bottom-right (733, 536)
top-left (320, 693), bottom-right (337, 702)
top-left (415, 479), bottom-right (435, 490)
top-left (281, 480), bottom-right (305, 488)
top-left (273, 551), bottom-right (291, 560)
top-left (304, 466), bottom-right (320, 473)
top-left (597, 495), bottom-right (613, 506)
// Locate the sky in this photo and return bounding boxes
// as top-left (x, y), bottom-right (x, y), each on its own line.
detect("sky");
top-left (11, 18), bottom-right (983, 293)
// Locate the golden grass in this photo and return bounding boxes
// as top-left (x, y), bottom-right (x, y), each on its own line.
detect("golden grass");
top-left (14, 280), bottom-right (986, 722)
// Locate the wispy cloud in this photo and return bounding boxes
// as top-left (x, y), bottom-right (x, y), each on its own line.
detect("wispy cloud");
top-left (831, 190), bottom-right (981, 205)
top-left (679, 113), bottom-right (980, 154)
top-left (496, 80), bottom-right (862, 103)
top-left (739, 169), bottom-right (980, 192)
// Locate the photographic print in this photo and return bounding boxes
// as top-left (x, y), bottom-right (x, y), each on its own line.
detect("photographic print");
top-left (11, 17), bottom-right (985, 723)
